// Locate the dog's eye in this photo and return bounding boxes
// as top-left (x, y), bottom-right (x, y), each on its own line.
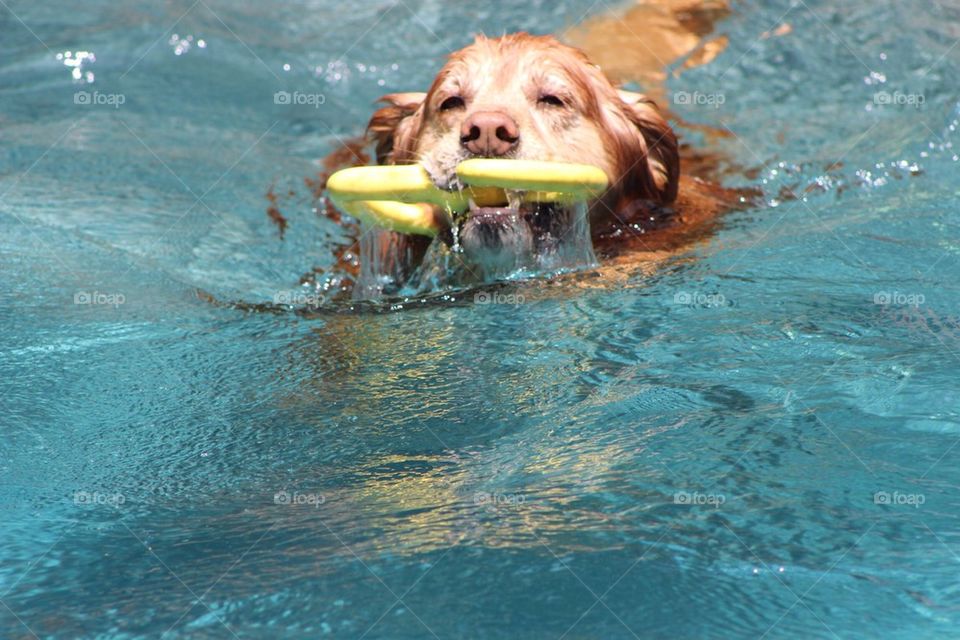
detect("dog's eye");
top-left (439, 96), bottom-right (465, 111)
top-left (538, 94), bottom-right (566, 108)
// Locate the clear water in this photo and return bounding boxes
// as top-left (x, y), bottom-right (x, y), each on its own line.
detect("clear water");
top-left (2, 1), bottom-right (960, 638)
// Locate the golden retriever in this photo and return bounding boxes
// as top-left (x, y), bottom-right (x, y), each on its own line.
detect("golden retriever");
top-left (366, 32), bottom-right (683, 284)
top-left (285, 22), bottom-right (752, 298)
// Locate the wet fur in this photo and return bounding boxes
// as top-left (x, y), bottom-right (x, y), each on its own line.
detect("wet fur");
top-left (350, 32), bottom-right (746, 288)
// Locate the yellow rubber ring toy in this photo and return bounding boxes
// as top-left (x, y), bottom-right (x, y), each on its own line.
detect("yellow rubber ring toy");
top-left (340, 200), bottom-right (439, 237)
top-left (326, 160), bottom-right (609, 237)
top-left (455, 159), bottom-right (608, 196)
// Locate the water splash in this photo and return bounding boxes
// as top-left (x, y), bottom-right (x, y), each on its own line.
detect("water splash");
top-left (353, 201), bottom-right (598, 300)
top-left (352, 227), bottom-right (411, 299)
top-left (56, 50), bottom-right (95, 83)
top-left (534, 201), bottom-right (596, 273)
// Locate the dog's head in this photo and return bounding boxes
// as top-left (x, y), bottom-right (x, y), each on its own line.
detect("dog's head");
top-left (368, 33), bottom-right (679, 274)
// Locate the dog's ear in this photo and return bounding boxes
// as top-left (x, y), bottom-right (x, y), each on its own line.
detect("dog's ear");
top-left (366, 92), bottom-right (426, 165)
top-left (611, 90), bottom-right (680, 204)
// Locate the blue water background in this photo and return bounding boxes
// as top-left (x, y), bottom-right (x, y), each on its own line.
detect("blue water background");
top-left (2, 1), bottom-right (960, 638)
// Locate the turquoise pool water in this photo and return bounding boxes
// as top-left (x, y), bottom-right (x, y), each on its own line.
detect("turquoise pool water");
top-left (2, 1), bottom-right (960, 638)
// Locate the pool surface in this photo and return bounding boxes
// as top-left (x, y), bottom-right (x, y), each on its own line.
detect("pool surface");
top-left (3, 1), bottom-right (960, 638)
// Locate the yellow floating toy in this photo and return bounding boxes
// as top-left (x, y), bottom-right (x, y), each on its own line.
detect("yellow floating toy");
top-left (326, 160), bottom-right (609, 237)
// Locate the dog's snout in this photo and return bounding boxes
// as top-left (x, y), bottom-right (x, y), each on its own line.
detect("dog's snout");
top-left (460, 111), bottom-right (519, 157)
